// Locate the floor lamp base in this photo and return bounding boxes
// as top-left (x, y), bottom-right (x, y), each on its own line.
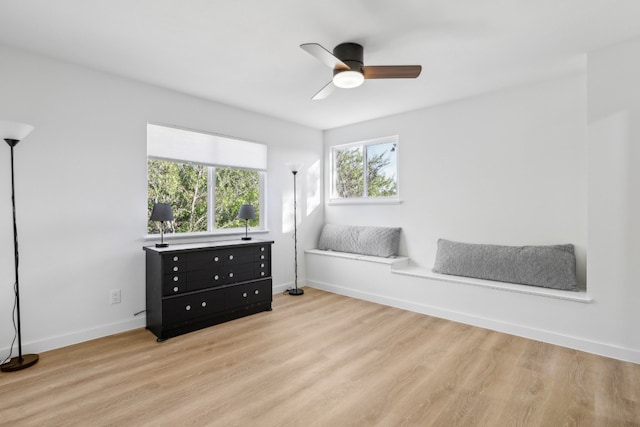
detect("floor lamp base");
top-left (287, 288), bottom-right (304, 296)
top-left (1, 353), bottom-right (39, 372)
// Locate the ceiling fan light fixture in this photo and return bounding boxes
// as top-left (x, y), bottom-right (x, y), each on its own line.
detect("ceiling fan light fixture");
top-left (332, 70), bottom-right (364, 89)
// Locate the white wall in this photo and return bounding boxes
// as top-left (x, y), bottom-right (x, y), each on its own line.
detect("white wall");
top-left (324, 74), bottom-right (588, 286)
top-left (0, 44), bottom-right (323, 355)
top-left (587, 36), bottom-right (640, 353)
top-left (318, 37), bottom-right (640, 361)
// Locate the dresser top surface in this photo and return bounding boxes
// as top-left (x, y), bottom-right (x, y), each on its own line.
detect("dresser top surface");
top-left (143, 239), bottom-right (274, 254)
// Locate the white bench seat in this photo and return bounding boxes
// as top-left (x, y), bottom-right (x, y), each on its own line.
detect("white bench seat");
top-left (306, 248), bottom-right (591, 303)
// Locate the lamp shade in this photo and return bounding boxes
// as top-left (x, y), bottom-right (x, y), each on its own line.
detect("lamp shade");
top-left (237, 204), bottom-right (255, 220)
top-left (150, 203), bottom-right (174, 222)
top-left (0, 121), bottom-right (34, 142)
top-left (287, 162), bottom-right (304, 173)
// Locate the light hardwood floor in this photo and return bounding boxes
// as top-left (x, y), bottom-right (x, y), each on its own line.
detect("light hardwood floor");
top-left (1, 287), bottom-right (639, 426)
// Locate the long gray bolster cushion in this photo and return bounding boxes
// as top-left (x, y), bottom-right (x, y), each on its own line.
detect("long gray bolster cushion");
top-left (432, 239), bottom-right (579, 291)
top-left (318, 224), bottom-right (401, 258)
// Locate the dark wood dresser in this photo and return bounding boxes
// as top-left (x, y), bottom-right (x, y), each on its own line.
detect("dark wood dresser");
top-left (143, 239), bottom-right (274, 341)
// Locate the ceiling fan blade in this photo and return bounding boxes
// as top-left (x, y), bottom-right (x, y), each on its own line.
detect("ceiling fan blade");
top-left (363, 65), bottom-right (422, 79)
top-left (312, 81), bottom-right (337, 100)
top-left (301, 43), bottom-right (350, 70)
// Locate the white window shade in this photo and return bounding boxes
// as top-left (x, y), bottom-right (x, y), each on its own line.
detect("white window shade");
top-left (147, 124), bottom-right (267, 171)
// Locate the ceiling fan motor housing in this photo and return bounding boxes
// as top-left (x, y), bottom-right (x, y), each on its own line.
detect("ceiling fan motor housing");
top-left (333, 42), bottom-right (364, 75)
top-left (301, 40), bottom-right (421, 98)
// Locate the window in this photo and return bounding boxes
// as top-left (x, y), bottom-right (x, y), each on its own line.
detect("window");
top-left (331, 136), bottom-right (398, 201)
top-left (147, 124), bottom-right (267, 235)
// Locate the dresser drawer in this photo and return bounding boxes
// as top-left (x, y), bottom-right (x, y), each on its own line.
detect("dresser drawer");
top-left (162, 273), bottom-right (187, 296)
top-left (255, 260), bottom-right (271, 279)
top-left (187, 247), bottom-right (259, 270)
top-left (226, 279), bottom-right (272, 309)
top-left (225, 264), bottom-right (256, 284)
top-left (187, 250), bottom-right (225, 271)
top-left (255, 245), bottom-right (270, 262)
top-left (162, 254), bottom-right (187, 274)
top-left (163, 288), bottom-right (226, 325)
top-left (187, 264), bottom-right (255, 290)
top-left (188, 269), bottom-right (227, 290)
top-left (222, 247), bottom-right (258, 266)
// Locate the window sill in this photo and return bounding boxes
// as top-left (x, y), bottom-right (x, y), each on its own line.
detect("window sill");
top-left (328, 198), bottom-right (402, 206)
top-left (144, 229), bottom-right (270, 243)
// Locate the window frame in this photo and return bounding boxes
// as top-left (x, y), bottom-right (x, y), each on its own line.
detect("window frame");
top-left (329, 135), bottom-right (400, 205)
top-left (146, 124), bottom-right (268, 239)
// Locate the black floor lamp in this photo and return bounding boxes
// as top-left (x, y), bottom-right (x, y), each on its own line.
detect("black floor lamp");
top-left (1, 120), bottom-right (39, 372)
top-left (287, 163), bottom-right (304, 296)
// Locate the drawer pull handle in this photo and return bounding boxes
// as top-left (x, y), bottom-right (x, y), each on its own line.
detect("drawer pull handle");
top-left (185, 305), bottom-right (191, 311)
top-left (229, 255), bottom-right (234, 260)
top-left (214, 256), bottom-right (219, 262)
top-left (201, 302), bottom-right (207, 307)
top-left (261, 263), bottom-right (265, 268)
top-left (261, 255), bottom-right (265, 260)
top-left (261, 272), bottom-right (265, 276)
top-left (173, 286), bottom-right (179, 293)
top-left (173, 266), bottom-right (179, 272)
top-left (173, 256), bottom-right (179, 262)
top-left (254, 290), bottom-right (259, 295)
top-left (214, 275), bottom-right (219, 280)
top-left (243, 292), bottom-right (247, 298)
top-left (261, 247), bottom-right (265, 251)
top-left (229, 273), bottom-right (234, 278)
top-left (173, 276), bottom-right (179, 282)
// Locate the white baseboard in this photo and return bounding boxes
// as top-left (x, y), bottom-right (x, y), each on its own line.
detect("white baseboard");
top-left (1, 316), bottom-right (147, 356)
top-left (307, 279), bottom-right (640, 364)
top-left (273, 280), bottom-right (307, 295)
top-left (273, 281), bottom-right (293, 294)
top-left (1, 283), bottom-right (296, 356)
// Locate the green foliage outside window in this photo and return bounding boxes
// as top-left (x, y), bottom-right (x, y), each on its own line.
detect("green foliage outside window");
top-left (366, 146), bottom-right (397, 197)
top-left (335, 146), bottom-right (364, 198)
top-left (147, 159), bottom-right (260, 233)
top-left (214, 167), bottom-right (260, 229)
top-left (334, 141), bottom-right (397, 198)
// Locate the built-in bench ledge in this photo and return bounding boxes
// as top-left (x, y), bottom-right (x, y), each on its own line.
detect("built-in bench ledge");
top-left (305, 249), bottom-right (410, 267)
top-left (305, 249), bottom-right (592, 304)
top-left (391, 263), bottom-right (592, 303)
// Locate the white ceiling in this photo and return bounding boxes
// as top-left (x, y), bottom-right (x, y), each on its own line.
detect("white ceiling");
top-left (1, 0), bottom-right (640, 130)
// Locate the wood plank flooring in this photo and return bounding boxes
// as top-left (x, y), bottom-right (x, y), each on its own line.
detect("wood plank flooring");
top-left (1, 287), bottom-right (639, 426)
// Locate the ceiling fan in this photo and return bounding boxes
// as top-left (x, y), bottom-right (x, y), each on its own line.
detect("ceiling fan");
top-left (300, 42), bottom-right (422, 100)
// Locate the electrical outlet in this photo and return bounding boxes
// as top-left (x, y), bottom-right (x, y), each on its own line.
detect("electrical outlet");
top-left (110, 289), bottom-right (121, 305)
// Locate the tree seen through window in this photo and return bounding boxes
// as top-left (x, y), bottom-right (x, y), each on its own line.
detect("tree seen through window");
top-left (147, 159), bottom-right (260, 234)
top-left (333, 138), bottom-right (397, 199)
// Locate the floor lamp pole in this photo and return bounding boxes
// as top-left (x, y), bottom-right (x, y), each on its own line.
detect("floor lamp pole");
top-left (2, 136), bottom-right (39, 372)
top-left (288, 169), bottom-right (303, 296)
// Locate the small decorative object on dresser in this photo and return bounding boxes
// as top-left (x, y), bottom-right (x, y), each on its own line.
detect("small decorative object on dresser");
top-left (143, 239), bottom-right (274, 341)
top-left (149, 203), bottom-right (174, 248)
top-left (236, 204), bottom-right (255, 240)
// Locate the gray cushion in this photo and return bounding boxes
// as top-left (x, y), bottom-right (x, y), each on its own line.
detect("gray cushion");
top-left (318, 224), bottom-right (401, 258)
top-left (432, 239), bottom-right (579, 291)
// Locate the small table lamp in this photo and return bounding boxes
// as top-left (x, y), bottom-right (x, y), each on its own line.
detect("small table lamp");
top-left (150, 203), bottom-right (174, 247)
top-left (237, 204), bottom-right (255, 240)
